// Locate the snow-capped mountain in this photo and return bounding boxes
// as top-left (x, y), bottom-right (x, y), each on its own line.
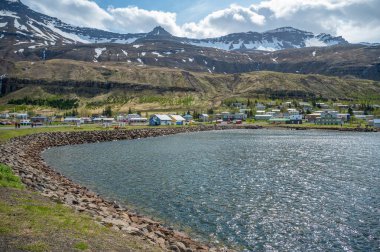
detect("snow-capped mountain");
top-left (185, 27), bottom-right (348, 51)
top-left (0, 0), bottom-right (143, 48)
top-left (0, 0), bottom-right (349, 52)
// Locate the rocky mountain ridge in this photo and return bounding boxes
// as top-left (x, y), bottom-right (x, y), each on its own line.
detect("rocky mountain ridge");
top-left (1, 0), bottom-right (348, 51)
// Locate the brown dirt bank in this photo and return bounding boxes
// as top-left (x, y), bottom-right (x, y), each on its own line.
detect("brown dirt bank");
top-left (0, 125), bottom-right (262, 251)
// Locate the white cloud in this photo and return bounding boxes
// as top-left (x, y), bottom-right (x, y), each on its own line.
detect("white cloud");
top-left (21, 0), bottom-right (380, 43)
top-left (182, 4), bottom-right (266, 38)
top-left (106, 6), bottom-right (182, 35)
top-left (22, 0), bottom-right (113, 30)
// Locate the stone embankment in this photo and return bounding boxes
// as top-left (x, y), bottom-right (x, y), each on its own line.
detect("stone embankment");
top-left (0, 125), bottom-right (261, 252)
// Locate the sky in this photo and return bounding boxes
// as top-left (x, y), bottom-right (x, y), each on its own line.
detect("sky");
top-left (21, 0), bottom-right (380, 43)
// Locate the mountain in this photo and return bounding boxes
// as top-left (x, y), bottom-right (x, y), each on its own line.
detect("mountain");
top-left (0, 0), bottom-right (144, 48)
top-left (184, 27), bottom-right (348, 51)
top-left (1, 0), bottom-right (348, 52)
top-left (1, 0), bottom-right (379, 82)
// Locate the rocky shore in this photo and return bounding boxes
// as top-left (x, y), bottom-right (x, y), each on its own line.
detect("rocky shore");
top-left (0, 125), bottom-right (261, 252)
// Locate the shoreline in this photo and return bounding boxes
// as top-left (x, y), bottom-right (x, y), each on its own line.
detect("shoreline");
top-left (0, 125), bottom-right (261, 252)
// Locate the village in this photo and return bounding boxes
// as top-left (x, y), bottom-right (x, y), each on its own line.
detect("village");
top-left (1, 99), bottom-right (380, 129)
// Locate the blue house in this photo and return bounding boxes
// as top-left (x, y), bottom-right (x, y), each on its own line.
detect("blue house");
top-left (149, 114), bottom-right (172, 126)
top-left (183, 114), bottom-right (193, 122)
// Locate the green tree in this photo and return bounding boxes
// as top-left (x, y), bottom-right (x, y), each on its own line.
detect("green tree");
top-left (348, 107), bottom-right (353, 116)
top-left (103, 106), bottom-right (112, 117)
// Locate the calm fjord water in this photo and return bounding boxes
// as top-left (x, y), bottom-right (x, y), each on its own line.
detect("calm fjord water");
top-left (43, 129), bottom-right (380, 251)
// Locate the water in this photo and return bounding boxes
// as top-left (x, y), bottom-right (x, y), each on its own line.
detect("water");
top-left (43, 129), bottom-right (380, 251)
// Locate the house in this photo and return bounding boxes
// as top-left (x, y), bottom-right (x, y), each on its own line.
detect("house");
top-left (315, 111), bottom-right (342, 125)
top-left (239, 109), bottom-right (251, 114)
top-left (0, 113), bottom-right (9, 119)
top-left (316, 103), bottom-right (329, 109)
top-left (128, 117), bottom-right (148, 124)
top-left (183, 114), bottom-right (193, 122)
top-left (169, 115), bottom-right (186, 125)
top-left (149, 114), bottom-right (172, 126)
top-left (287, 109), bottom-right (300, 115)
top-left (354, 115), bottom-right (374, 121)
top-left (337, 114), bottom-right (350, 122)
top-left (234, 113), bottom-right (247, 120)
top-left (288, 114), bottom-right (303, 124)
top-left (255, 114), bottom-right (273, 120)
top-left (81, 117), bottom-right (92, 124)
top-left (373, 119), bottom-right (380, 128)
top-left (353, 111), bottom-right (364, 116)
top-left (283, 101), bottom-right (292, 107)
top-left (256, 103), bottom-right (266, 110)
top-left (256, 110), bottom-right (266, 115)
top-left (128, 114), bottom-right (141, 120)
top-left (199, 114), bottom-right (209, 122)
top-left (93, 117), bottom-right (115, 124)
top-left (305, 113), bottom-right (321, 123)
top-left (31, 116), bottom-right (48, 124)
top-left (64, 117), bottom-right (83, 124)
top-left (220, 112), bottom-right (233, 121)
top-left (299, 102), bottom-right (312, 111)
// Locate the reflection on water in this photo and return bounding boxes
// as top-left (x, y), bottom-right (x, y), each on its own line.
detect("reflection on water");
top-left (43, 129), bottom-right (380, 251)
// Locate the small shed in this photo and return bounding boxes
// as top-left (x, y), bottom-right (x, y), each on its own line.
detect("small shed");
top-left (149, 114), bottom-right (172, 126)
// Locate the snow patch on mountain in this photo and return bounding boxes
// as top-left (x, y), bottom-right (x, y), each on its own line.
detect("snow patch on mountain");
top-left (94, 47), bottom-right (106, 62)
top-left (0, 22), bottom-right (8, 28)
top-left (133, 44), bottom-right (143, 48)
top-left (121, 49), bottom-right (128, 57)
top-left (305, 38), bottom-right (327, 47)
top-left (152, 52), bottom-right (164, 57)
top-left (14, 18), bottom-right (27, 31)
top-left (0, 10), bottom-right (19, 19)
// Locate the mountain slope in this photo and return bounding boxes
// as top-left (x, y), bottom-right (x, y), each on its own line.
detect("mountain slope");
top-left (2, 59), bottom-right (379, 101)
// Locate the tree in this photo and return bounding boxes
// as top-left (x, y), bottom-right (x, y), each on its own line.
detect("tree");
top-left (128, 107), bottom-right (133, 114)
top-left (207, 108), bottom-right (214, 114)
top-left (103, 106), bottom-right (112, 117)
top-left (348, 107), bottom-right (353, 116)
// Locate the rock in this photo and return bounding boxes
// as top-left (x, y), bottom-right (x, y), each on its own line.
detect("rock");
top-left (175, 242), bottom-right (188, 252)
top-left (156, 237), bottom-right (166, 249)
top-left (154, 230), bottom-right (166, 238)
top-left (122, 226), bottom-right (144, 236)
top-left (169, 245), bottom-right (180, 252)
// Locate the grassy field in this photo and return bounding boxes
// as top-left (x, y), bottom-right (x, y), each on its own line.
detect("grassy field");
top-left (0, 124), bottom-right (152, 143)
top-left (0, 163), bottom-right (162, 252)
